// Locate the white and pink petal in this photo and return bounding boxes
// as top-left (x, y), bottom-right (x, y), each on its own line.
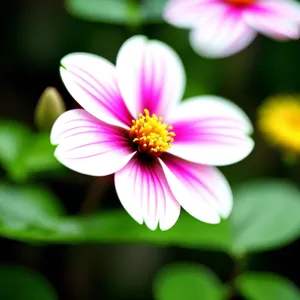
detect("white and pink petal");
top-left (116, 36), bottom-right (185, 119)
top-left (247, 0), bottom-right (300, 23)
top-left (51, 109), bottom-right (135, 176)
top-left (190, 7), bottom-right (257, 58)
top-left (164, 0), bottom-right (225, 29)
top-left (167, 96), bottom-right (254, 166)
top-left (159, 154), bottom-right (232, 223)
top-left (60, 53), bottom-right (132, 129)
top-left (114, 155), bottom-right (181, 231)
top-left (244, 4), bottom-right (300, 40)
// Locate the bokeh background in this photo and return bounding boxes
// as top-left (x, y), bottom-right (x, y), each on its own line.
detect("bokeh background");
top-left (1, 0), bottom-right (300, 299)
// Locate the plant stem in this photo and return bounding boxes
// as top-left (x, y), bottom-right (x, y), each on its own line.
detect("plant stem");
top-left (79, 176), bottom-right (112, 214)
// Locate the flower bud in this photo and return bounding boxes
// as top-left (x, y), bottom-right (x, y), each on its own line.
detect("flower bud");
top-left (35, 87), bottom-right (66, 131)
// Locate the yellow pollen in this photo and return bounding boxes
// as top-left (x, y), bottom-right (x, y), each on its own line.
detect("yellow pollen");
top-left (257, 95), bottom-right (300, 155)
top-left (129, 109), bottom-right (175, 157)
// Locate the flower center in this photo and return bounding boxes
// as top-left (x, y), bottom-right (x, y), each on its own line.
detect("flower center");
top-left (225, 0), bottom-right (254, 6)
top-left (129, 109), bottom-right (175, 157)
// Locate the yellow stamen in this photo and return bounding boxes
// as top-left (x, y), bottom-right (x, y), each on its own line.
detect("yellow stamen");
top-left (129, 109), bottom-right (175, 157)
top-left (257, 95), bottom-right (300, 154)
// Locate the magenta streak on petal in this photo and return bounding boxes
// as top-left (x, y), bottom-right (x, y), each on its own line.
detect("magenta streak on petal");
top-left (175, 136), bottom-right (249, 147)
top-left (146, 50), bottom-right (156, 113)
top-left (146, 163), bottom-right (156, 225)
top-left (172, 121), bottom-right (248, 145)
top-left (76, 80), bottom-right (132, 126)
top-left (63, 118), bottom-right (100, 125)
top-left (157, 166), bottom-right (169, 216)
top-left (138, 162), bottom-right (145, 218)
top-left (162, 155), bottom-right (222, 207)
top-left (174, 116), bottom-right (248, 126)
top-left (64, 141), bottom-right (116, 154)
top-left (137, 159), bottom-right (145, 222)
top-left (154, 51), bottom-right (167, 115)
top-left (139, 50), bottom-right (147, 113)
top-left (60, 128), bottom-right (127, 139)
top-left (66, 70), bottom-right (115, 111)
top-left (63, 149), bottom-right (122, 160)
top-left (66, 65), bottom-right (132, 126)
top-left (223, 8), bottom-right (246, 50)
top-left (59, 126), bottom-right (128, 140)
top-left (155, 169), bottom-right (166, 222)
top-left (243, 3), bottom-right (299, 39)
top-left (152, 51), bottom-right (162, 114)
top-left (138, 47), bottom-right (166, 115)
top-left (139, 51), bottom-right (156, 113)
top-left (151, 164), bottom-right (160, 224)
top-left (57, 125), bottom-right (102, 137)
top-left (245, 4), bottom-right (276, 15)
top-left (66, 66), bottom-right (115, 104)
top-left (72, 65), bottom-right (118, 100)
top-left (65, 139), bottom-right (119, 150)
top-left (52, 124), bottom-right (99, 142)
top-left (179, 132), bottom-right (248, 141)
top-left (187, 125), bottom-right (248, 131)
top-left (132, 160), bottom-right (139, 197)
top-left (173, 121), bottom-right (246, 132)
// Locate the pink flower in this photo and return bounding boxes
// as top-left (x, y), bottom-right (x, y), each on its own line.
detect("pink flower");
top-left (164, 0), bottom-right (300, 58)
top-left (51, 36), bottom-right (254, 230)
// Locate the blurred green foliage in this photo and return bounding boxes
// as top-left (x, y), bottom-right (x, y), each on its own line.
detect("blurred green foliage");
top-left (0, 183), bottom-right (64, 231)
top-left (0, 121), bottom-right (63, 182)
top-left (2, 0), bottom-right (300, 299)
top-left (153, 263), bottom-right (224, 300)
top-left (1, 171), bottom-right (300, 261)
top-left (0, 265), bottom-right (57, 300)
top-left (152, 264), bottom-right (300, 300)
top-left (66, 0), bottom-right (168, 25)
top-left (237, 272), bottom-right (300, 300)
top-left (231, 179), bottom-right (300, 255)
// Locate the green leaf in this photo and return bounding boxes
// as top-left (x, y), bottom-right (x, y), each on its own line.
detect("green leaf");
top-left (0, 121), bottom-right (32, 172)
top-left (66, 0), bottom-right (132, 24)
top-left (0, 208), bottom-right (231, 250)
top-left (141, 0), bottom-right (168, 22)
top-left (153, 263), bottom-right (224, 300)
top-left (0, 183), bottom-right (64, 232)
top-left (66, 0), bottom-right (168, 25)
top-left (231, 179), bottom-right (300, 255)
top-left (18, 133), bottom-right (62, 178)
top-left (3, 177), bottom-right (300, 254)
top-left (237, 272), bottom-right (300, 300)
top-left (61, 211), bottom-right (231, 249)
top-left (0, 121), bottom-right (63, 182)
top-left (0, 265), bottom-right (57, 300)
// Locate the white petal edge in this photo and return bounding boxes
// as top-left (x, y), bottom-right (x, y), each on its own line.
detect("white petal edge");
top-left (244, 7), bottom-right (300, 40)
top-left (164, 0), bottom-right (225, 29)
top-left (60, 52), bottom-right (132, 129)
top-left (51, 109), bottom-right (135, 176)
top-left (159, 155), bottom-right (233, 223)
top-left (167, 96), bottom-right (254, 166)
top-left (116, 35), bottom-right (185, 119)
top-left (170, 95), bottom-right (253, 134)
top-left (115, 155), bottom-right (181, 231)
top-left (190, 8), bottom-right (257, 58)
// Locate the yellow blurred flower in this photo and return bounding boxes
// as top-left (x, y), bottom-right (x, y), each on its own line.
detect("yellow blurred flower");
top-left (257, 95), bottom-right (300, 155)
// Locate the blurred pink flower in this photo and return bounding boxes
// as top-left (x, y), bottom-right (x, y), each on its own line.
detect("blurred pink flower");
top-left (51, 36), bottom-right (254, 230)
top-left (164, 0), bottom-right (300, 58)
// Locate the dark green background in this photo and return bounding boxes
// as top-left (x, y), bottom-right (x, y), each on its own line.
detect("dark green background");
top-left (1, 0), bottom-right (300, 299)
